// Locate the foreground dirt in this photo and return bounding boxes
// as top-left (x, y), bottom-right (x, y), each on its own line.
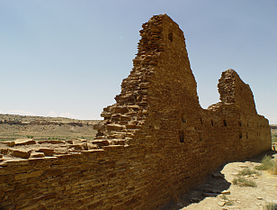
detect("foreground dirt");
top-left (179, 153), bottom-right (277, 210)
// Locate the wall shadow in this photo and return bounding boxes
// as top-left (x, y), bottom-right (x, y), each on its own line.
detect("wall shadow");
top-left (165, 150), bottom-right (276, 210)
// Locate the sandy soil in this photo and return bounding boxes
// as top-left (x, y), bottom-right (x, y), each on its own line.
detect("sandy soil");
top-left (178, 153), bottom-right (277, 210)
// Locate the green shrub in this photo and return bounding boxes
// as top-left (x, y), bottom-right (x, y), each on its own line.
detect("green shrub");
top-left (26, 135), bottom-right (34, 139)
top-left (48, 137), bottom-right (59, 140)
top-left (255, 156), bottom-right (274, 171)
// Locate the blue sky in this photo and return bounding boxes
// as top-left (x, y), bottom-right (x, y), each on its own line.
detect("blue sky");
top-left (0, 0), bottom-right (276, 123)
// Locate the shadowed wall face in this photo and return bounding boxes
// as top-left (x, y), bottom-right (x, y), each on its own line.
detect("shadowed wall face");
top-left (0, 14), bottom-right (271, 210)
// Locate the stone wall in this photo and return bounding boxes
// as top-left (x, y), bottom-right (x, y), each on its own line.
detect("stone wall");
top-left (0, 14), bottom-right (271, 210)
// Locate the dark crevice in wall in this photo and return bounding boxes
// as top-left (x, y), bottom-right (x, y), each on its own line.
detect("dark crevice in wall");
top-left (179, 130), bottom-right (184, 143)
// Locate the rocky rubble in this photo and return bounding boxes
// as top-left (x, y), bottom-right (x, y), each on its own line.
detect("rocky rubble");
top-left (0, 138), bottom-right (105, 162)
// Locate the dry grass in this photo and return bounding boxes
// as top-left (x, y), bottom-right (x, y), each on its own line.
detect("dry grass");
top-left (232, 177), bottom-right (257, 187)
top-left (271, 159), bottom-right (277, 175)
top-left (232, 166), bottom-right (259, 187)
top-left (255, 155), bottom-right (277, 175)
top-left (264, 202), bottom-right (277, 210)
top-left (238, 168), bottom-right (260, 176)
top-left (220, 194), bottom-right (234, 206)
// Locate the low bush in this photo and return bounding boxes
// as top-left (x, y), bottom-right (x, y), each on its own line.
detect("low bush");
top-left (264, 202), bottom-right (277, 210)
top-left (238, 168), bottom-right (260, 176)
top-left (232, 177), bottom-right (257, 187)
top-left (255, 155), bottom-right (277, 175)
top-left (220, 195), bottom-right (234, 206)
top-left (255, 156), bottom-right (274, 171)
top-left (26, 135), bottom-right (34, 139)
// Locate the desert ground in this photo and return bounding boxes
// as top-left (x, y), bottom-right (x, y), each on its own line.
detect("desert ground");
top-left (0, 114), bottom-right (99, 142)
top-left (177, 152), bottom-right (277, 210)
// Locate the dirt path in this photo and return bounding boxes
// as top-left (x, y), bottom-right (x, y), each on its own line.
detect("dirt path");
top-left (179, 153), bottom-right (277, 210)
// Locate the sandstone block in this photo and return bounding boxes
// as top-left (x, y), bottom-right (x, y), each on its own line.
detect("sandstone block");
top-left (91, 140), bottom-right (109, 147)
top-left (66, 140), bottom-right (73, 144)
top-left (38, 140), bottom-right (65, 144)
top-left (103, 145), bottom-right (124, 150)
top-left (30, 152), bottom-right (45, 158)
top-left (68, 144), bottom-right (84, 150)
top-left (37, 148), bottom-right (54, 156)
top-left (221, 190), bottom-right (231, 195)
top-left (14, 139), bottom-right (36, 146)
top-left (101, 111), bottom-right (111, 118)
top-left (9, 148), bottom-right (32, 159)
top-left (126, 124), bottom-right (138, 129)
top-left (86, 143), bottom-right (98, 150)
top-left (114, 106), bottom-right (129, 114)
top-left (0, 141), bottom-right (15, 147)
top-left (81, 149), bottom-right (104, 154)
top-left (127, 105), bottom-right (140, 110)
top-left (120, 115), bottom-right (132, 121)
top-left (110, 139), bottom-right (126, 145)
top-left (0, 148), bottom-right (8, 155)
top-left (218, 201), bottom-right (226, 207)
top-left (106, 124), bottom-right (125, 131)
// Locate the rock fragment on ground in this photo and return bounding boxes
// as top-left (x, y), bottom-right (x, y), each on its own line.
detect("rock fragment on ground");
top-left (14, 139), bottom-right (36, 146)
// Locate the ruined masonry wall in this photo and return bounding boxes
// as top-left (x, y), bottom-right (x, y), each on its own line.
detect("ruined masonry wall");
top-left (0, 15), bottom-right (271, 210)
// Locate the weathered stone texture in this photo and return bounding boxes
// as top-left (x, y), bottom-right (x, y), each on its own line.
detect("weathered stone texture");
top-left (0, 14), bottom-right (271, 209)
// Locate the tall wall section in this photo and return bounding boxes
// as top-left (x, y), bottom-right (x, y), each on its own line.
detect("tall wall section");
top-left (0, 14), bottom-right (271, 210)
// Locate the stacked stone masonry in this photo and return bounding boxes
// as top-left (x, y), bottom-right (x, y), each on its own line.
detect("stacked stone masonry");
top-left (0, 14), bottom-right (271, 209)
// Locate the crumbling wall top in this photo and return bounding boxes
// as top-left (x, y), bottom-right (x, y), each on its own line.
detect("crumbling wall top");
top-left (218, 69), bottom-right (257, 114)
